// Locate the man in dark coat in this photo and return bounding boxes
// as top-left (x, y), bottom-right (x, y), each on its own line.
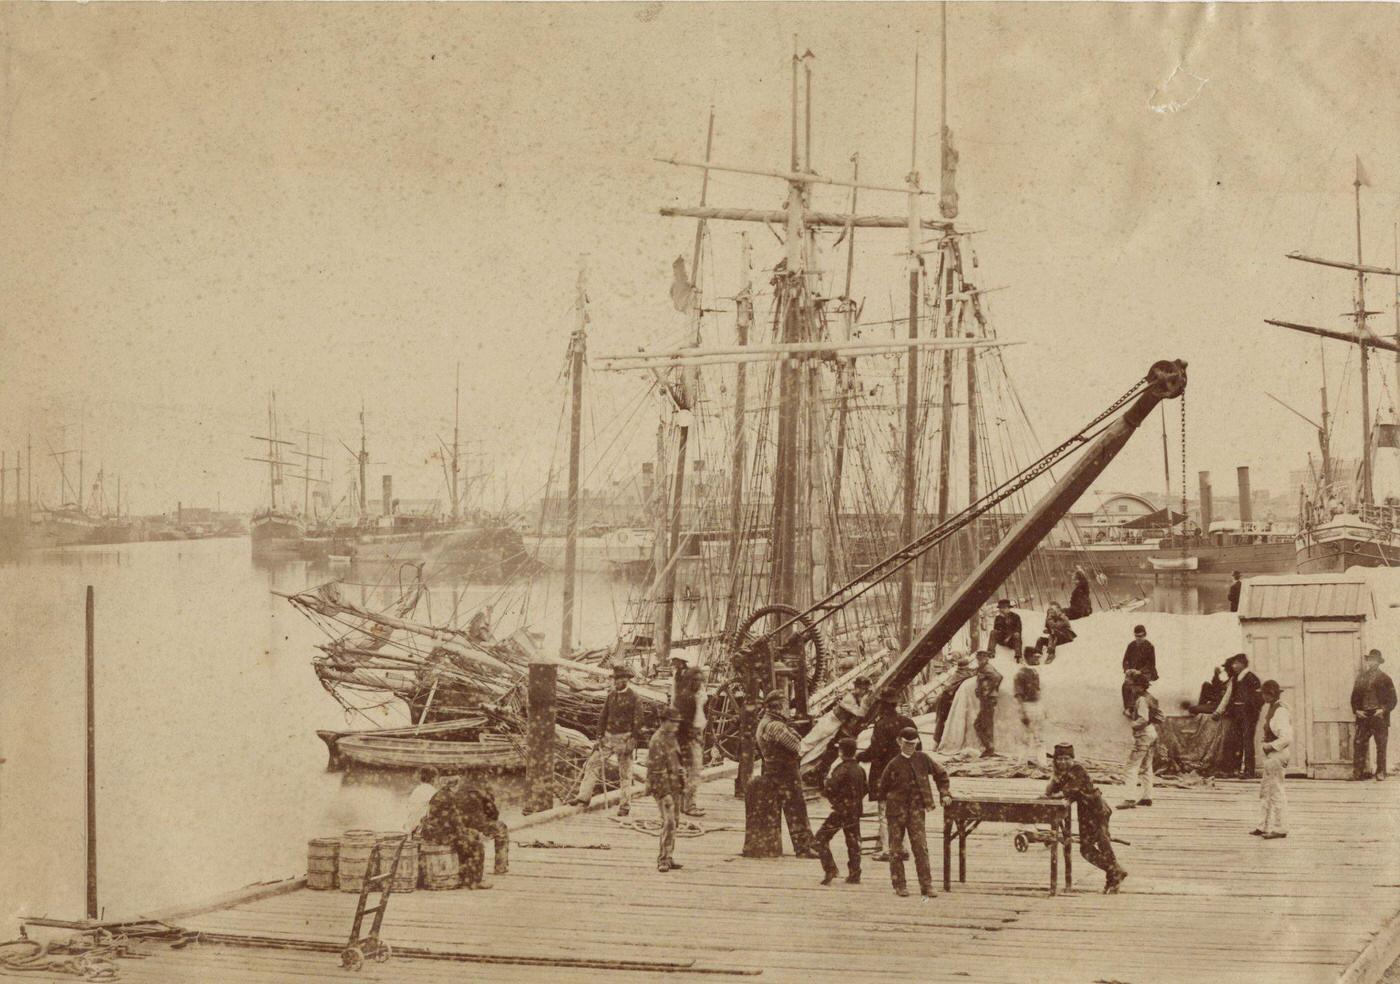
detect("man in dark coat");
top-left (857, 693), bottom-right (918, 860)
top-left (1046, 743), bottom-right (1126, 893)
top-left (1067, 566), bottom-right (1093, 620)
top-left (1121, 625), bottom-right (1158, 711)
top-left (671, 654), bottom-right (705, 817)
top-left (756, 691), bottom-right (817, 857)
top-left (814, 737), bottom-right (867, 885)
top-left (879, 726), bottom-right (951, 898)
top-left (1352, 649), bottom-right (1398, 781)
top-left (1227, 572), bottom-right (1243, 613)
top-left (418, 782), bottom-right (493, 889)
top-left (448, 779), bottom-right (510, 876)
top-left (647, 707), bottom-right (685, 872)
top-left (572, 664), bottom-right (643, 815)
top-left (989, 599), bottom-right (1023, 657)
top-left (1215, 653), bottom-right (1261, 777)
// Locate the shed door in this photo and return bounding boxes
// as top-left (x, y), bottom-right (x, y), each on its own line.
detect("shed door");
top-left (1303, 623), bottom-right (1362, 779)
top-left (1244, 622), bottom-right (1306, 775)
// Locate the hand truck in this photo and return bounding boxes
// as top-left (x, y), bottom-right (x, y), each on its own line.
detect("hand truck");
top-left (341, 834), bottom-right (409, 971)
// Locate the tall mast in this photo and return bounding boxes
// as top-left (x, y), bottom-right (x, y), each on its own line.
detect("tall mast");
top-left (1394, 222), bottom-right (1399, 419)
top-left (268, 393), bottom-right (278, 511)
top-left (727, 232), bottom-right (752, 572)
top-left (452, 363), bottom-right (461, 522)
top-left (1355, 161), bottom-right (1372, 508)
top-left (898, 42), bottom-right (922, 650)
top-left (657, 106), bottom-right (714, 665)
top-left (358, 402), bottom-right (368, 520)
top-left (1320, 342), bottom-right (1333, 491)
top-left (831, 154), bottom-right (859, 523)
top-left (560, 269), bottom-right (588, 658)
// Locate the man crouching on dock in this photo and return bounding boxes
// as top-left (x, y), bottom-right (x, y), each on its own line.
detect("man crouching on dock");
top-left (1046, 743), bottom-right (1127, 893)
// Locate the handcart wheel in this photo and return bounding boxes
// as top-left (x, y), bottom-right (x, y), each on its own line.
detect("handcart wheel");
top-left (1013, 832), bottom-right (1029, 853)
top-left (341, 945), bottom-right (364, 971)
top-left (373, 942), bottom-right (392, 964)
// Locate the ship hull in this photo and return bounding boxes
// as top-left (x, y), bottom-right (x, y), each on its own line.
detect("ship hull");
top-left (1296, 535), bottom-right (1400, 574)
top-left (251, 511), bottom-right (305, 551)
top-left (1044, 540), bottom-right (1296, 578)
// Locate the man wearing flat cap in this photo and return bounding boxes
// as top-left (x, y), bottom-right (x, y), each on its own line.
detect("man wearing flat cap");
top-left (878, 725), bottom-right (950, 898)
top-left (1046, 743), bottom-right (1127, 893)
top-left (756, 691), bottom-right (817, 857)
top-left (646, 706), bottom-right (685, 872)
top-left (814, 737), bottom-right (867, 885)
top-left (1352, 649), bottom-right (1397, 781)
top-left (858, 691), bottom-right (919, 859)
top-left (572, 663), bottom-right (643, 815)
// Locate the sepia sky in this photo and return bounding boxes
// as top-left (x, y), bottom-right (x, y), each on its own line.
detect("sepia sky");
top-left (1, 2), bottom-right (1398, 518)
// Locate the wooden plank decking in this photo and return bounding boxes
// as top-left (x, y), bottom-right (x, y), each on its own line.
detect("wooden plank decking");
top-left (7, 773), bottom-right (1400, 983)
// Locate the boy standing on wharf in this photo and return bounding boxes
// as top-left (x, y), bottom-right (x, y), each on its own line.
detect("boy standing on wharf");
top-left (572, 664), bottom-right (642, 815)
top-left (815, 737), bottom-right (867, 885)
top-left (1118, 671), bottom-right (1159, 809)
top-left (1046, 743), bottom-right (1127, 893)
top-left (879, 726), bottom-right (951, 899)
top-left (647, 706), bottom-right (685, 872)
top-left (1254, 680), bottom-right (1292, 839)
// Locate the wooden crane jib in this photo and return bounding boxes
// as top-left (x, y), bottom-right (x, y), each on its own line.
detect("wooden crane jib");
top-left (864, 358), bottom-right (1188, 711)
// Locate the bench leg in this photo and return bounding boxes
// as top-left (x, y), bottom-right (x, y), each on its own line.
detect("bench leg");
top-left (942, 817), bottom-right (952, 891)
top-left (1049, 835), bottom-right (1058, 896)
top-left (958, 822), bottom-right (966, 884)
top-left (1063, 818), bottom-right (1073, 891)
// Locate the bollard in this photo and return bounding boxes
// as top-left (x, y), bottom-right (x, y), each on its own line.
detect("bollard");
top-left (525, 662), bottom-right (557, 814)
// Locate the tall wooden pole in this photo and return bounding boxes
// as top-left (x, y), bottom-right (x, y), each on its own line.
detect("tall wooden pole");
top-left (728, 234), bottom-right (752, 572)
top-left (525, 662), bottom-right (557, 813)
top-left (898, 46), bottom-right (922, 649)
top-left (85, 585), bottom-right (97, 921)
top-left (452, 364), bottom-right (461, 522)
top-left (832, 155), bottom-right (859, 524)
top-left (560, 273), bottom-right (587, 658)
top-left (1355, 165), bottom-right (1372, 508)
top-left (965, 318), bottom-right (980, 648)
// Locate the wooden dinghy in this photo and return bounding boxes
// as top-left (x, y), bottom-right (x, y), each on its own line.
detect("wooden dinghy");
top-left (316, 716), bottom-right (521, 771)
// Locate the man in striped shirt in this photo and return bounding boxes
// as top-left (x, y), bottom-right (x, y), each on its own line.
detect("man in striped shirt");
top-left (757, 691), bottom-right (817, 858)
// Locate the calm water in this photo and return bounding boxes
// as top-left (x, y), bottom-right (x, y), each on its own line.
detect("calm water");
top-left (0, 537), bottom-right (631, 929)
top-left (0, 538), bottom-right (1229, 929)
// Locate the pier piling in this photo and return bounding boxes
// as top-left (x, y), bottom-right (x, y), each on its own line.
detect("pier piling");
top-left (525, 662), bottom-right (557, 814)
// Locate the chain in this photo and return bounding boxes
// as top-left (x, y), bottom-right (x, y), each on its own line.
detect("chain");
top-left (1180, 387), bottom-right (1189, 532)
top-left (744, 373), bottom-right (1157, 644)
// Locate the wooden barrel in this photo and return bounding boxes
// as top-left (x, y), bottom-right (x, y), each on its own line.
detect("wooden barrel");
top-left (391, 838), bottom-right (419, 893)
top-left (419, 843), bottom-right (459, 890)
top-left (306, 838), bottom-right (339, 891)
top-left (337, 832), bottom-right (377, 892)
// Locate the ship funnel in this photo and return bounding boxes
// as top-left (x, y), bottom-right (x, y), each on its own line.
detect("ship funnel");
top-left (382, 475), bottom-right (393, 516)
top-left (1198, 471), bottom-right (1212, 532)
top-left (1237, 467), bottom-right (1252, 524)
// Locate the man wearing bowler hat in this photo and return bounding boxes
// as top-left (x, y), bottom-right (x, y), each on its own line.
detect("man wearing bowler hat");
top-left (572, 663), bottom-right (643, 815)
top-left (1352, 649), bottom-right (1397, 781)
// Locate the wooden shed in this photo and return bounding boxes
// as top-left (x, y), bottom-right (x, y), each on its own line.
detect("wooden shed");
top-left (1238, 572), bottom-right (1391, 778)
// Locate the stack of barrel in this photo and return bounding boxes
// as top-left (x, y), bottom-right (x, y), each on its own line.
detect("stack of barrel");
top-left (306, 829), bottom-right (421, 892)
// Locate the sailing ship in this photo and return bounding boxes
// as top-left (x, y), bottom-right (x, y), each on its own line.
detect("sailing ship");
top-left (1267, 159), bottom-right (1400, 573)
top-left (283, 40), bottom-right (1131, 778)
top-left (247, 393), bottom-right (306, 552)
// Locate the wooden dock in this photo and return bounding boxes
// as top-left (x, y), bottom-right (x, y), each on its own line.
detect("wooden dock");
top-left (8, 772), bottom-right (1400, 983)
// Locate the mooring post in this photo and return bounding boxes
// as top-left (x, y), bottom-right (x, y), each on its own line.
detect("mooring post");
top-left (525, 661), bottom-right (557, 813)
top-left (85, 585), bottom-right (97, 921)
top-left (734, 696), bottom-right (755, 798)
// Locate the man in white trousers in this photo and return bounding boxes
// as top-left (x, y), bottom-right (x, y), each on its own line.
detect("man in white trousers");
top-left (1253, 679), bottom-right (1292, 839)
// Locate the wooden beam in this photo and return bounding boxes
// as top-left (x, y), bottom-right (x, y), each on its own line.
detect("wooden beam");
top-left (1265, 318), bottom-right (1400, 354)
top-left (598, 336), bottom-right (1015, 363)
top-left (660, 206), bottom-right (953, 231)
top-left (656, 155), bottom-right (937, 196)
top-left (1288, 252), bottom-right (1400, 277)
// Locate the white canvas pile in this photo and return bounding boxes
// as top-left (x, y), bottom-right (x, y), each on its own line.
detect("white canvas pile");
top-left (932, 607), bottom-right (1245, 764)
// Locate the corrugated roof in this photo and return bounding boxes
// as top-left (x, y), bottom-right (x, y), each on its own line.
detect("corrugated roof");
top-left (1239, 575), bottom-right (1371, 620)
